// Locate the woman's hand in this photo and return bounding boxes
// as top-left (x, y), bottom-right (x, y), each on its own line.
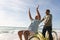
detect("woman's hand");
top-left (36, 5), bottom-right (39, 10)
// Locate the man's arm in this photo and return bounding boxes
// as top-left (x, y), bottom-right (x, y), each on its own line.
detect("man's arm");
top-left (40, 17), bottom-right (45, 23)
top-left (36, 5), bottom-right (41, 20)
top-left (28, 8), bottom-right (33, 20)
top-left (41, 18), bottom-right (44, 22)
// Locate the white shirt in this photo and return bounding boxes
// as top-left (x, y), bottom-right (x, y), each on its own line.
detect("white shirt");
top-left (43, 14), bottom-right (52, 26)
top-left (28, 19), bottom-right (41, 33)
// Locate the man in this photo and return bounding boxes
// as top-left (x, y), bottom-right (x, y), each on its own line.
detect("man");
top-left (41, 9), bottom-right (53, 40)
top-left (18, 5), bottom-right (41, 40)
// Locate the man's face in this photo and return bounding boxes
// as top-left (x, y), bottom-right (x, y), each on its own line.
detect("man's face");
top-left (45, 9), bottom-right (50, 15)
top-left (46, 11), bottom-right (50, 15)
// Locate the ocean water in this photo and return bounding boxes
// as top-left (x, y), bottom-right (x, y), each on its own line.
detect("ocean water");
top-left (0, 26), bottom-right (60, 40)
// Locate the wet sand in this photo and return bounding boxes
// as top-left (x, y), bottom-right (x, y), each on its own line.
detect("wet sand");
top-left (0, 30), bottom-right (60, 40)
top-left (57, 32), bottom-right (60, 40)
top-left (58, 35), bottom-right (60, 40)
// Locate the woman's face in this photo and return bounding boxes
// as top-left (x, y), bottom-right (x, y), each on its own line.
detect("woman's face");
top-left (35, 16), bottom-right (39, 20)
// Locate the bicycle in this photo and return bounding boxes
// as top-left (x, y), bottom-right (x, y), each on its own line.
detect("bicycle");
top-left (28, 25), bottom-right (58, 40)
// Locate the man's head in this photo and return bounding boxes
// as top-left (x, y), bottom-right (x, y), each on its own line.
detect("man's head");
top-left (46, 9), bottom-right (50, 15)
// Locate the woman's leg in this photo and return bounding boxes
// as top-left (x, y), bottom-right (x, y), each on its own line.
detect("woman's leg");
top-left (24, 30), bottom-right (30, 40)
top-left (18, 31), bottom-right (23, 40)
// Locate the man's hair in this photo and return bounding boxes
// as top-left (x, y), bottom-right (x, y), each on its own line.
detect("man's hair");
top-left (46, 9), bottom-right (50, 12)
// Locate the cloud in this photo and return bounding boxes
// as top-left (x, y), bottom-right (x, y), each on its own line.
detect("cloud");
top-left (0, 0), bottom-right (60, 28)
top-left (0, 0), bottom-right (29, 27)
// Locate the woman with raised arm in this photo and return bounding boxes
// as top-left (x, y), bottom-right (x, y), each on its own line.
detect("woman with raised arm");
top-left (18, 5), bottom-right (41, 40)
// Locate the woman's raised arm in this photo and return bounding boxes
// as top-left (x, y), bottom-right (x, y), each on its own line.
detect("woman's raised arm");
top-left (36, 5), bottom-right (41, 20)
top-left (28, 8), bottom-right (33, 20)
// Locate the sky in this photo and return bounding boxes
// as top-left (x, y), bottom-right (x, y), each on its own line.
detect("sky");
top-left (0, 0), bottom-right (60, 28)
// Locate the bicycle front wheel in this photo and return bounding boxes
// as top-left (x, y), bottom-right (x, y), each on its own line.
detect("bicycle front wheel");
top-left (29, 36), bottom-right (40, 40)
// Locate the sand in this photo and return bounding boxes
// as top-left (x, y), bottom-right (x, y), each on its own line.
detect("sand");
top-left (0, 30), bottom-right (60, 40)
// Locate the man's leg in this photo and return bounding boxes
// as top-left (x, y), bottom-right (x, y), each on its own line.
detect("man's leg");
top-left (24, 30), bottom-right (30, 40)
top-left (18, 31), bottom-right (23, 40)
top-left (48, 27), bottom-right (53, 40)
top-left (42, 27), bottom-right (46, 37)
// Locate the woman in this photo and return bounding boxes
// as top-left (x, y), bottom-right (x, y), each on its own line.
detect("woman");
top-left (18, 5), bottom-right (41, 40)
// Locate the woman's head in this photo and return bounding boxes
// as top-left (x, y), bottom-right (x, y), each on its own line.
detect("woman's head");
top-left (35, 15), bottom-right (41, 20)
top-left (35, 16), bottom-right (38, 20)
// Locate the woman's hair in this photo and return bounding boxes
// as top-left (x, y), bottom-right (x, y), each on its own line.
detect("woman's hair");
top-left (35, 16), bottom-right (38, 19)
top-left (35, 15), bottom-right (41, 20)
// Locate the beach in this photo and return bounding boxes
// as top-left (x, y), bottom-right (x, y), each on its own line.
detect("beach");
top-left (58, 32), bottom-right (60, 40)
top-left (0, 30), bottom-right (60, 40)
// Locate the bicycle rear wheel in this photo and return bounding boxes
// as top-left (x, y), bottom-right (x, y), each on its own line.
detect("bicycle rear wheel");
top-left (52, 31), bottom-right (58, 40)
